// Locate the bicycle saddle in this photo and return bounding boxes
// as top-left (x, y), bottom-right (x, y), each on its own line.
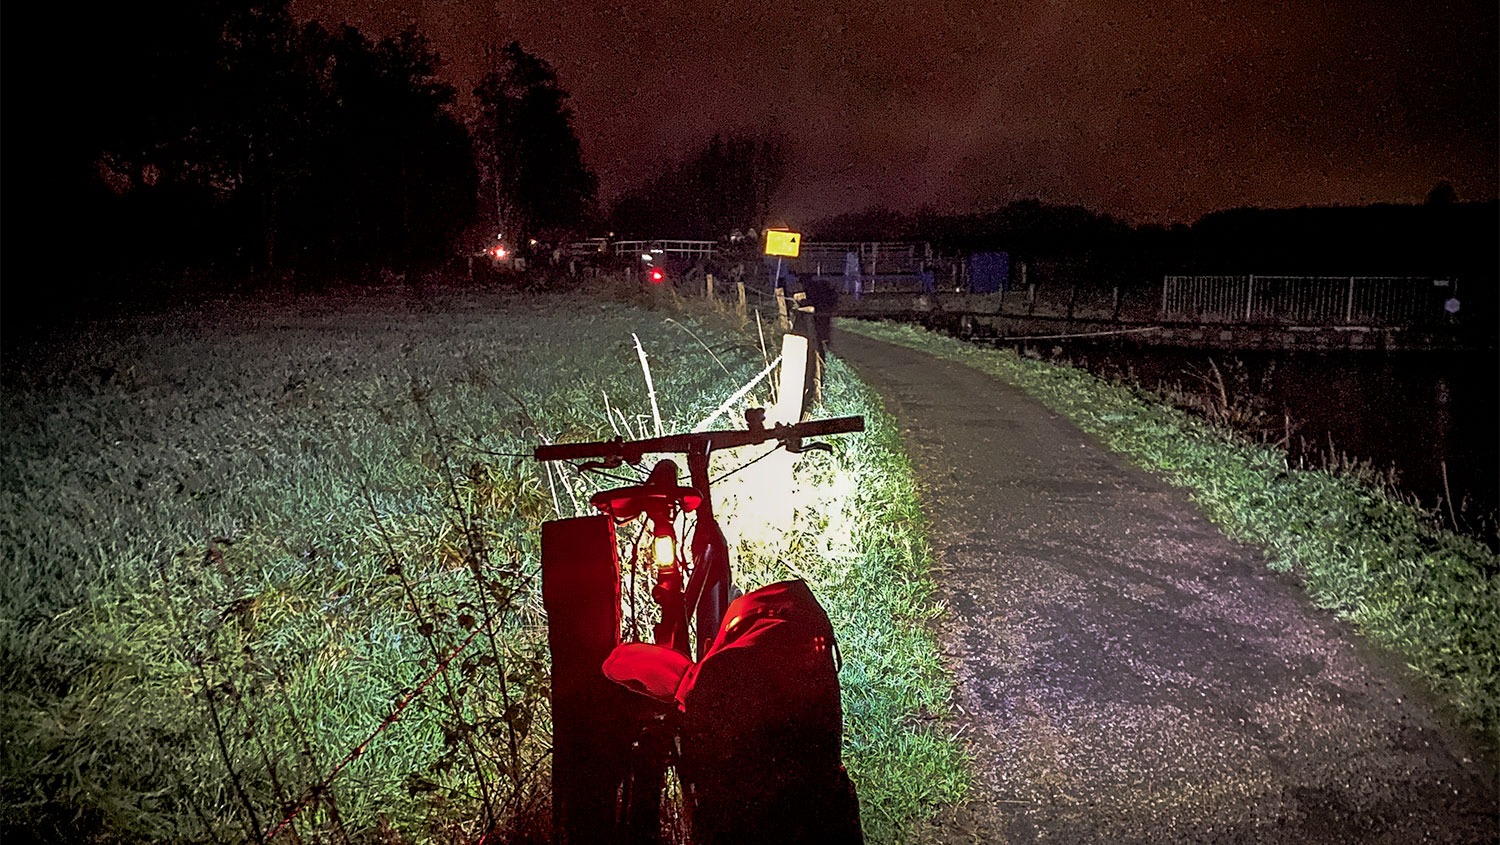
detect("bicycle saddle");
top-left (589, 459), bottom-right (703, 520)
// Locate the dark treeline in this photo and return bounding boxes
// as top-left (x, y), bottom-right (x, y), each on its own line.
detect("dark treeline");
top-left (608, 133), bottom-right (788, 239)
top-left (8, 1), bottom-right (595, 313)
top-left (27, 2), bottom-right (473, 281)
top-left (473, 42), bottom-right (600, 246)
top-left (812, 194), bottom-right (1499, 315)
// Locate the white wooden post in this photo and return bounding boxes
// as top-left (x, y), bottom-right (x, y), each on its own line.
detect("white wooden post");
top-left (1345, 276), bottom-right (1355, 324)
top-left (771, 333), bottom-right (809, 425)
top-left (1246, 274), bottom-right (1256, 321)
top-left (737, 281), bottom-right (746, 319)
top-left (732, 334), bottom-right (807, 538)
top-left (707, 273), bottom-right (715, 299)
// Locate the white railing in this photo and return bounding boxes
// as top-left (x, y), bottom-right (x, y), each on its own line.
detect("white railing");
top-left (1161, 275), bottom-right (1444, 325)
top-left (611, 239), bottom-right (717, 260)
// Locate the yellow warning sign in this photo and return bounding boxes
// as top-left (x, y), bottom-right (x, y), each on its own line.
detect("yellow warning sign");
top-left (764, 229), bottom-right (801, 258)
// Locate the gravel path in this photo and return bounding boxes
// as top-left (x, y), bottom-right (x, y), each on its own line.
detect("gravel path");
top-left (833, 329), bottom-right (1497, 844)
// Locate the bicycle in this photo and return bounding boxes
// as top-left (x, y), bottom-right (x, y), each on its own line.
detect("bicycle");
top-left (536, 409), bottom-right (865, 844)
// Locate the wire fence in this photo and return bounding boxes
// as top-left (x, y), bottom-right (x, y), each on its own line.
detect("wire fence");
top-left (1162, 275), bottom-right (1450, 325)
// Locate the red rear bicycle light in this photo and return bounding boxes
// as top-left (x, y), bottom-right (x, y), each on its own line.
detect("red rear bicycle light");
top-left (650, 269), bottom-right (664, 283)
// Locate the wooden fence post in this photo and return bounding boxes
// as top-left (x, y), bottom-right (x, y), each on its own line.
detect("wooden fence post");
top-left (726, 333), bottom-right (809, 537)
top-left (737, 281), bottom-right (747, 319)
top-left (772, 333), bottom-right (809, 425)
top-left (707, 273), bottom-right (715, 299)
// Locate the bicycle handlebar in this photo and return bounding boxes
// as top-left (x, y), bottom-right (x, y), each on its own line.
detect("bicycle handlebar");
top-left (534, 415), bottom-right (865, 464)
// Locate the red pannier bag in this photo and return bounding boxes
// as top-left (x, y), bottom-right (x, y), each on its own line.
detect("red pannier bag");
top-left (603, 579), bottom-right (863, 844)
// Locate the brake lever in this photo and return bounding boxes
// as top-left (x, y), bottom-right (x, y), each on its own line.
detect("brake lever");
top-left (783, 438), bottom-right (833, 455)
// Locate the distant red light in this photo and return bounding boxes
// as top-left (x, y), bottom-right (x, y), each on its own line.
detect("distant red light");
top-left (651, 269), bottom-right (664, 283)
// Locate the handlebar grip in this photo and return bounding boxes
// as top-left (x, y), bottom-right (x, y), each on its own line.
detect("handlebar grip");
top-left (784, 415), bottom-right (865, 438)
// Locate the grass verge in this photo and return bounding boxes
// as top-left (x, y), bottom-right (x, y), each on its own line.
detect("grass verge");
top-left (839, 318), bottom-right (1499, 736)
top-left (1, 283), bottom-right (964, 843)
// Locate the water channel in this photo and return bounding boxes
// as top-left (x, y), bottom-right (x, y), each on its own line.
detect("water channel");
top-left (996, 341), bottom-right (1498, 541)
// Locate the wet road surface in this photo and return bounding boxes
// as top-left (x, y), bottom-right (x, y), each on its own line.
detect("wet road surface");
top-left (833, 329), bottom-right (1497, 844)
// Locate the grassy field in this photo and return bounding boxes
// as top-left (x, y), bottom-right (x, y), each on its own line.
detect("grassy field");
top-left (1, 284), bottom-right (964, 843)
top-left (840, 318), bottom-right (1499, 736)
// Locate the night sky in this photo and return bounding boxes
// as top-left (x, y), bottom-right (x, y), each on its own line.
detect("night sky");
top-left (291, 0), bottom-right (1497, 227)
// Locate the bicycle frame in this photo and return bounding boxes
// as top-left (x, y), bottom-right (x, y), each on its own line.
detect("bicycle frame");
top-left (538, 412), bottom-right (863, 844)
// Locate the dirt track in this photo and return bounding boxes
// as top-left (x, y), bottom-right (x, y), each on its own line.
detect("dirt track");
top-left (832, 329), bottom-right (1497, 844)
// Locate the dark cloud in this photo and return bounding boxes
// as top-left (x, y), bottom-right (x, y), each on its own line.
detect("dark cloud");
top-left (292, 0), bottom-right (1497, 224)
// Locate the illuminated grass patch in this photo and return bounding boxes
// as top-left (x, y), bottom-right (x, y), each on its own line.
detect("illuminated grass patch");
top-left (841, 318), bottom-right (1499, 734)
top-left (1, 288), bottom-right (963, 843)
